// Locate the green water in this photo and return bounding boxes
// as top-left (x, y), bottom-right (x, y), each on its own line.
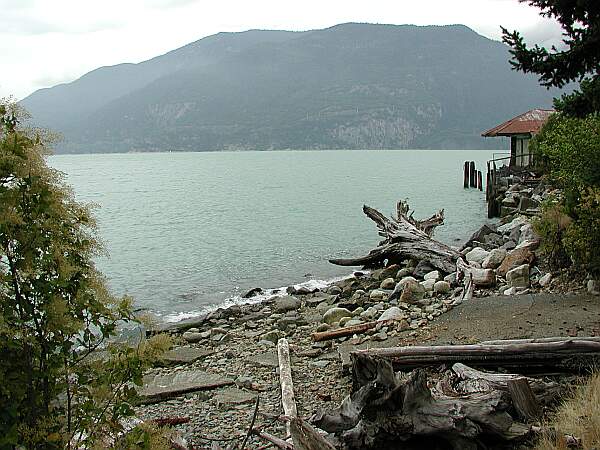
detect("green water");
top-left (49, 149), bottom-right (494, 321)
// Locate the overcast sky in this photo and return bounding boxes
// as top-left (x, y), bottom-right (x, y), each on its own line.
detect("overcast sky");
top-left (1, 0), bottom-right (563, 100)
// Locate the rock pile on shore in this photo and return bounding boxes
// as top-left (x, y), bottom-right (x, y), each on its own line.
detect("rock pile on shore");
top-left (135, 183), bottom-right (599, 447)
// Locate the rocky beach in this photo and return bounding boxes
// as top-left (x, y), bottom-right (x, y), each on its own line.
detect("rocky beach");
top-left (136, 181), bottom-right (600, 449)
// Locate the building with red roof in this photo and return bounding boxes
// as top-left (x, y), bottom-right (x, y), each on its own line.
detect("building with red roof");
top-left (482, 109), bottom-right (554, 168)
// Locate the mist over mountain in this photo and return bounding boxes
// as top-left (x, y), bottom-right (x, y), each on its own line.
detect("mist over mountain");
top-left (21, 23), bottom-right (558, 153)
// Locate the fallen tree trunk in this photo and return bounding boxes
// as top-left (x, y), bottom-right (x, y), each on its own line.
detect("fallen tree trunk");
top-left (351, 339), bottom-right (600, 375)
top-left (329, 201), bottom-right (460, 273)
top-left (312, 358), bottom-right (531, 450)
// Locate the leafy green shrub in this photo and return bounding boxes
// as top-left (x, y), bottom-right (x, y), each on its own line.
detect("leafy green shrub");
top-left (532, 199), bottom-right (572, 269)
top-left (0, 100), bottom-right (170, 448)
top-left (562, 187), bottom-right (600, 274)
top-left (531, 113), bottom-right (600, 211)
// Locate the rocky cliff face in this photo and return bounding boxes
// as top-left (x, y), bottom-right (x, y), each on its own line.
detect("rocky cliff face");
top-left (21, 23), bottom-right (559, 153)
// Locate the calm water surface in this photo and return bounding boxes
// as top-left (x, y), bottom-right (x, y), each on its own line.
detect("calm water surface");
top-left (49, 150), bottom-right (494, 321)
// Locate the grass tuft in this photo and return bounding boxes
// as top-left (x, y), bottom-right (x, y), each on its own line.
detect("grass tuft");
top-left (535, 372), bottom-right (600, 450)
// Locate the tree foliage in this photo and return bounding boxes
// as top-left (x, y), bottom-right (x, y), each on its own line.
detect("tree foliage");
top-left (502, 0), bottom-right (600, 116)
top-left (531, 113), bottom-right (600, 272)
top-left (0, 99), bottom-right (169, 448)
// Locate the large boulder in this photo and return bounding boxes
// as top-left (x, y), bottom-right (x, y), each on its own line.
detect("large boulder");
top-left (273, 296), bottom-right (301, 313)
top-left (400, 280), bottom-right (426, 304)
top-left (482, 248), bottom-right (507, 269)
top-left (506, 264), bottom-right (530, 288)
top-left (497, 216), bottom-right (528, 235)
top-left (322, 307), bottom-right (353, 325)
top-left (518, 223), bottom-right (540, 245)
top-left (497, 247), bottom-right (535, 277)
top-left (518, 196), bottom-right (541, 213)
top-left (465, 247), bottom-right (490, 265)
top-left (461, 224), bottom-right (497, 250)
top-left (471, 268), bottom-right (496, 287)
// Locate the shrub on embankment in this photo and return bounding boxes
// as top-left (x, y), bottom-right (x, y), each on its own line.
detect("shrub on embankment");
top-left (531, 113), bottom-right (600, 274)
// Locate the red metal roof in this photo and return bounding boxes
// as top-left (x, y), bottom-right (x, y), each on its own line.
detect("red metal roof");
top-left (482, 109), bottom-right (554, 137)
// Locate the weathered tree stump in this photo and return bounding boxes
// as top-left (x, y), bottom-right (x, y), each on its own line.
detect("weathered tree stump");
top-left (329, 200), bottom-right (460, 273)
top-left (312, 357), bottom-right (532, 450)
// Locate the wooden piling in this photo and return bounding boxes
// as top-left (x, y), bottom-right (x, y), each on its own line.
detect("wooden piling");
top-left (463, 161), bottom-right (469, 188)
top-left (477, 170), bottom-right (482, 191)
top-left (469, 161), bottom-right (476, 188)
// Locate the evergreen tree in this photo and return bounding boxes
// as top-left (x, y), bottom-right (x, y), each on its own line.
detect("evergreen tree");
top-left (502, 0), bottom-right (600, 116)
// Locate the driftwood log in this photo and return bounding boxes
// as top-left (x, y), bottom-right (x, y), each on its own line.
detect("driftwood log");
top-left (350, 339), bottom-right (600, 374)
top-left (312, 358), bottom-right (532, 450)
top-left (278, 338), bottom-right (298, 438)
top-left (329, 201), bottom-right (460, 273)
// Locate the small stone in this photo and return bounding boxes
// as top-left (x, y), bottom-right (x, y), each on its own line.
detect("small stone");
top-left (352, 307), bottom-right (364, 316)
top-left (261, 330), bottom-right (281, 344)
top-left (378, 306), bottom-right (405, 322)
top-left (434, 280), bottom-right (451, 294)
top-left (396, 267), bottom-right (413, 279)
top-left (503, 287), bottom-right (518, 295)
top-left (311, 360), bottom-right (330, 368)
top-left (421, 279), bottom-right (436, 291)
top-left (423, 270), bottom-right (441, 281)
top-left (322, 307), bottom-right (353, 325)
top-left (372, 331), bottom-right (388, 341)
top-left (327, 285), bottom-right (342, 295)
top-left (338, 316), bottom-right (352, 327)
top-left (182, 332), bottom-right (207, 343)
top-left (345, 319), bottom-right (363, 327)
top-left (380, 277), bottom-right (396, 290)
top-left (506, 264), bottom-right (530, 288)
top-left (315, 323), bottom-right (330, 332)
top-left (539, 272), bottom-right (552, 288)
top-left (587, 279), bottom-right (600, 295)
top-left (369, 289), bottom-right (387, 301)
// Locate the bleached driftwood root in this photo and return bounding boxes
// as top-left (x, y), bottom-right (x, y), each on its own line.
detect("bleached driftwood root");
top-left (329, 200), bottom-right (459, 273)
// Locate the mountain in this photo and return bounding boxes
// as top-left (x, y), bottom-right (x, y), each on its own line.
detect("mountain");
top-left (21, 23), bottom-right (559, 153)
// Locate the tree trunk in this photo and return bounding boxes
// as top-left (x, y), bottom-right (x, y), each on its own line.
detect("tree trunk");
top-left (329, 201), bottom-right (459, 273)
